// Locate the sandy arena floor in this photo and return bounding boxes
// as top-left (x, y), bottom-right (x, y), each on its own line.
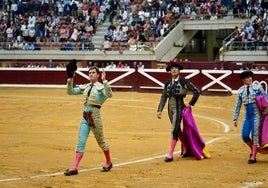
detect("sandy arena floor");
top-left (0, 88), bottom-right (268, 188)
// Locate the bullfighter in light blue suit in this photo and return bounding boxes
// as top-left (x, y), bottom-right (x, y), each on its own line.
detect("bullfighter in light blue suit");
top-left (233, 70), bottom-right (267, 164)
top-left (64, 66), bottom-right (113, 176)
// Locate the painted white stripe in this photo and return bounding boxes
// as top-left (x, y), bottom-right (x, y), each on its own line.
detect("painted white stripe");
top-left (242, 181), bottom-right (263, 188)
top-left (0, 138), bottom-right (221, 183)
top-left (195, 114), bottom-right (230, 133)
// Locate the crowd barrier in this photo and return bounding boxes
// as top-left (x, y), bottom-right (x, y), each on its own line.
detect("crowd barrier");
top-left (0, 67), bottom-right (267, 95)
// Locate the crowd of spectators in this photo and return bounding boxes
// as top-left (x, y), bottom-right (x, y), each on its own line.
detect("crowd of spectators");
top-left (224, 2), bottom-right (268, 51)
top-left (5, 59), bottom-right (145, 69)
top-left (0, 0), bottom-right (99, 51)
top-left (0, 0), bottom-right (267, 52)
top-left (100, 0), bottom-right (232, 51)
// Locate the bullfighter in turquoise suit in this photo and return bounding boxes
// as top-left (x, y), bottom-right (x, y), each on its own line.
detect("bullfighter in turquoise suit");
top-left (64, 65), bottom-right (113, 176)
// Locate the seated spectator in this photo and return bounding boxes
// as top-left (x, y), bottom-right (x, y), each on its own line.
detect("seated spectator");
top-left (121, 31), bottom-right (129, 42)
top-left (124, 63), bottom-right (130, 69)
top-left (59, 24), bottom-right (68, 42)
top-left (190, 9), bottom-right (197, 20)
top-left (65, 15), bottom-right (72, 24)
top-left (64, 2), bottom-right (72, 16)
top-left (53, 14), bottom-right (61, 26)
top-left (137, 62), bottom-right (144, 69)
top-left (134, 20), bottom-right (144, 34)
top-left (79, 41), bottom-right (94, 51)
top-left (60, 42), bottom-right (66, 50)
top-left (117, 61), bottom-right (124, 68)
top-left (65, 40), bottom-right (74, 51)
top-left (119, 8), bottom-right (128, 23)
top-left (156, 23), bottom-right (165, 38)
top-left (91, 4), bottom-right (99, 17)
top-left (70, 25), bottom-right (81, 42)
top-left (0, 24), bottom-right (6, 42)
top-left (34, 43), bottom-right (41, 50)
top-left (18, 40), bottom-right (27, 50)
top-left (6, 25), bottom-right (14, 43)
top-left (40, 1), bottom-right (49, 16)
top-left (135, 30), bottom-right (147, 42)
top-left (97, 11), bottom-right (105, 24)
top-left (85, 21), bottom-right (94, 36)
top-left (113, 26), bottom-right (124, 42)
top-left (88, 16), bottom-right (97, 34)
top-left (80, 31), bottom-right (88, 42)
top-left (25, 43), bottom-right (35, 51)
top-left (79, 42), bottom-right (86, 51)
top-left (70, 0), bottom-right (78, 17)
top-left (162, 19), bottom-right (170, 36)
top-left (87, 41), bottom-right (94, 51)
top-left (43, 23), bottom-right (52, 44)
top-left (82, 1), bottom-right (89, 18)
top-left (28, 26), bottom-right (36, 43)
top-left (148, 20), bottom-right (157, 37)
top-left (128, 33), bottom-right (137, 51)
top-left (104, 25), bottom-right (114, 40)
top-left (6, 41), bottom-right (14, 50)
top-left (244, 27), bottom-right (257, 50)
top-left (143, 19), bottom-right (151, 38)
top-left (12, 40), bottom-right (20, 50)
top-left (261, 33), bottom-right (268, 48)
top-left (57, 1), bottom-right (64, 17)
top-left (105, 61), bottom-right (116, 69)
top-left (220, 4), bottom-right (228, 17)
top-left (52, 25), bottom-right (60, 43)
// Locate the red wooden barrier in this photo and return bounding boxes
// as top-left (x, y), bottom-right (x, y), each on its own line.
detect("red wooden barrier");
top-left (0, 68), bottom-right (267, 95)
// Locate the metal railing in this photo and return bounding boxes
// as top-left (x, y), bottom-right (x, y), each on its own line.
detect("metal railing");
top-left (223, 38), bottom-right (268, 51)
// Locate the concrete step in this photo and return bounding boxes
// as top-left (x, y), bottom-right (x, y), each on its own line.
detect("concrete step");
top-left (91, 21), bottom-right (110, 48)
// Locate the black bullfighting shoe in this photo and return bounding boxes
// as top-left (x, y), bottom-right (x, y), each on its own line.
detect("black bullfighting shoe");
top-left (101, 163), bottom-right (113, 172)
top-left (248, 159), bottom-right (257, 164)
top-left (181, 152), bottom-right (190, 158)
top-left (164, 157), bottom-right (173, 162)
top-left (64, 169), bottom-right (78, 176)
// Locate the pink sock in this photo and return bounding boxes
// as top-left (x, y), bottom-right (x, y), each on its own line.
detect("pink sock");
top-left (167, 139), bottom-right (177, 159)
top-left (70, 152), bottom-right (84, 170)
top-left (251, 145), bottom-right (258, 160)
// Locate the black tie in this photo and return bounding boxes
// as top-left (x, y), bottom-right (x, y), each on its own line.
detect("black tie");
top-left (247, 86), bottom-right (250, 96)
top-left (87, 84), bottom-right (93, 97)
top-left (173, 80), bottom-right (178, 86)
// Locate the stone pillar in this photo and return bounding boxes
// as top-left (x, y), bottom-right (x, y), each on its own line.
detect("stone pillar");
top-left (206, 30), bottom-right (217, 61)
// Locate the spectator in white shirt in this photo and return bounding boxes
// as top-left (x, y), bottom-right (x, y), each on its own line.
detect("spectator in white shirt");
top-left (120, 8), bottom-right (128, 22)
top-left (28, 13), bottom-right (36, 26)
top-left (102, 36), bottom-right (112, 51)
top-left (70, 25), bottom-right (81, 42)
top-left (138, 9), bottom-right (145, 21)
top-left (6, 26), bottom-right (14, 42)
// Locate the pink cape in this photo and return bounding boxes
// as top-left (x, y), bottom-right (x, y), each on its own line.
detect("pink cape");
top-left (181, 107), bottom-right (209, 160)
top-left (255, 95), bottom-right (268, 153)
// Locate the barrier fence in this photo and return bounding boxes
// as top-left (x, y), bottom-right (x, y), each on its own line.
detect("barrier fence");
top-left (0, 67), bottom-right (267, 95)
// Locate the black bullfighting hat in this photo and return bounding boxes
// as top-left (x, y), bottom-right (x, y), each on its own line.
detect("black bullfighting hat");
top-left (166, 60), bottom-right (184, 72)
top-left (66, 59), bottom-right (77, 78)
top-left (239, 70), bottom-right (253, 79)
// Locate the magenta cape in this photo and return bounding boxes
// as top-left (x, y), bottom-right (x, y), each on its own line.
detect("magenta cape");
top-left (255, 95), bottom-right (268, 152)
top-left (181, 107), bottom-right (210, 160)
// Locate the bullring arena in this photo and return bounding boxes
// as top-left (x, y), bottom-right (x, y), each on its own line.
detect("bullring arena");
top-left (0, 67), bottom-right (268, 188)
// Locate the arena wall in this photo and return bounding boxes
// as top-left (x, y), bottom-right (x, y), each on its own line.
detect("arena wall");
top-left (0, 67), bottom-right (267, 95)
